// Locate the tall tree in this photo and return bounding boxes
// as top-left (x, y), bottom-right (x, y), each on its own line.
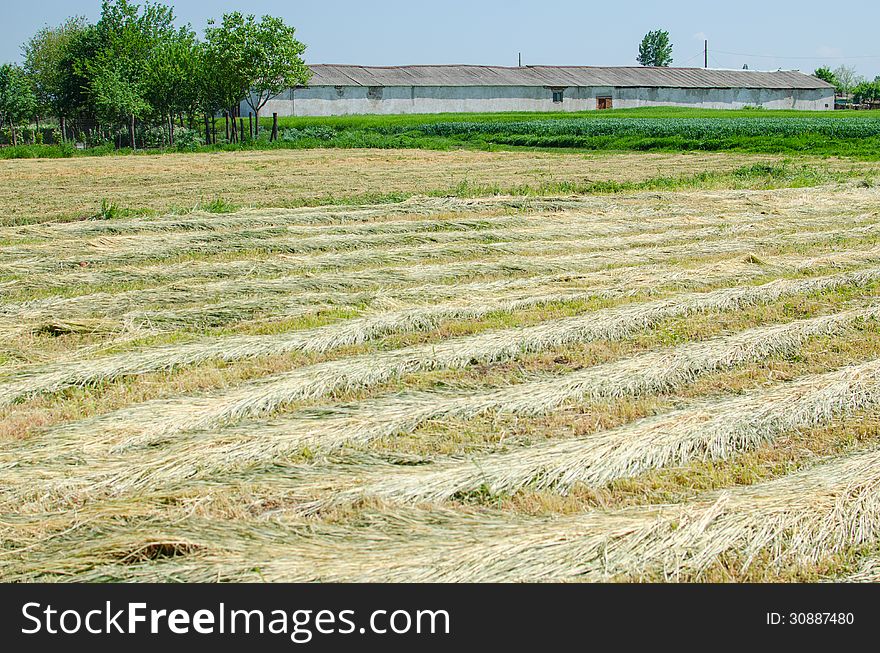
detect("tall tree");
top-left (832, 65), bottom-right (863, 96)
top-left (812, 67), bottom-right (838, 88)
top-left (89, 0), bottom-right (178, 146)
top-left (0, 64), bottom-right (37, 146)
top-left (637, 30), bottom-right (673, 67)
top-left (143, 25), bottom-right (200, 145)
top-left (21, 16), bottom-right (89, 128)
top-left (204, 12), bottom-right (310, 134)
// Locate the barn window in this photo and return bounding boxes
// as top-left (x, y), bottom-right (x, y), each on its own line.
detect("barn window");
top-left (597, 96), bottom-right (613, 110)
top-left (367, 86), bottom-right (384, 100)
top-left (551, 88), bottom-right (564, 103)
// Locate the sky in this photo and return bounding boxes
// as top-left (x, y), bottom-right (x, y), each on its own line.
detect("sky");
top-left (5, 0), bottom-right (880, 80)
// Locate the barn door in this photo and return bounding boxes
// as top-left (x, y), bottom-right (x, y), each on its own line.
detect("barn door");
top-left (597, 97), bottom-right (612, 110)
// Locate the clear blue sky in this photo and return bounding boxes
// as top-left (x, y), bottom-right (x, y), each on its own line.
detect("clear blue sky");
top-left (6, 0), bottom-right (880, 79)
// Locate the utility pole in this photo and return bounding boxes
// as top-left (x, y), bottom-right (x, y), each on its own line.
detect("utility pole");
top-left (704, 40), bottom-right (708, 68)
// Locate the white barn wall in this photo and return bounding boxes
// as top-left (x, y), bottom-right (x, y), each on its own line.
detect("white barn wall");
top-left (248, 85), bottom-right (834, 117)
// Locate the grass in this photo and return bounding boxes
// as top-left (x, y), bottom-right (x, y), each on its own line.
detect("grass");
top-left (5, 108), bottom-right (880, 161)
top-left (1, 148), bottom-right (878, 227)
top-left (5, 156), bottom-right (880, 582)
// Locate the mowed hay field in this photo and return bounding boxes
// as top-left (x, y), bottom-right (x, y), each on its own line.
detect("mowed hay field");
top-left (3, 147), bottom-right (878, 225)
top-left (4, 151), bottom-right (880, 581)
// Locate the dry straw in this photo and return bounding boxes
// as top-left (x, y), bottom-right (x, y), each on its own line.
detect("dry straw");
top-left (5, 307), bottom-right (877, 507)
top-left (5, 211), bottom-right (878, 295)
top-left (319, 344), bottom-right (880, 507)
top-left (8, 447), bottom-right (880, 582)
top-left (28, 266), bottom-right (880, 450)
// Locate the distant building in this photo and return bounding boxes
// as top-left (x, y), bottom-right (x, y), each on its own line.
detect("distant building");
top-left (244, 65), bottom-right (836, 117)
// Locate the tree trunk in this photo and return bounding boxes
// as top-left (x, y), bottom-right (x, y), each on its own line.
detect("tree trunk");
top-left (204, 114), bottom-right (211, 145)
top-left (60, 115), bottom-right (66, 143)
top-left (271, 113), bottom-right (278, 142)
top-left (169, 114), bottom-right (174, 147)
top-left (11, 124), bottom-right (16, 147)
top-left (212, 116), bottom-right (216, 145)
top-left (129, 115), bottom-right (136, 151)
top-left (239, 117), bottom-right (245, 143)
top-left (254, 109), bottom-right (260, 135)
top-left (249, 112), bottom-right (253, 139)
top-left (224, 112), bottom-right (230, 143)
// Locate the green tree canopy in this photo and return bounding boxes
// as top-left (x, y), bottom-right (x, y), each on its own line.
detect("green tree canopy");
top-left (853, 80), bottom-right (880, 103)
top-left (143, 25), bottom-right (201, 126)
top-left (204, 12), bottom-right (310, 131)
top-left (0, 63), bottom-right (37, 145)
top-left (21, 16), bottom-right (89, 120)
top-left (637, 30), bottom-right (673, 67)
top-left (813, 67), bottom-right (838, 88)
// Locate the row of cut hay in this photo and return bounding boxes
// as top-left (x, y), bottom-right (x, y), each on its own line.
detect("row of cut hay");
top-left (310, 342), bottom-right (880, 509)
top-left (54, 267), bottom-right (880, 443)
top-left (16, 185), bottom-right (866, 240)
top-left (2, 207), bottom-right (841, 277)
top-left (0, 236), bottom-right (843, 340)
top-left (7, 446), bottom-right (880, 582)
top-left (0, 285), bottom-right (621, 406)
top-left (3, 213), bottom-right (631, 268)
top-left (835, 557), bottom-right (880, 582)
top-left (6, 214), bottom-right (880, 336)
top-left (6, 200), bottom-right (874, 309)
top-left (8, 211), bottom-right (530, 248)
top-left (8, 224), bottom-right (880, 345)
top-left (4, 195), bottom-right (623, 239)
top-left (11, 190), bottom-right (861, 260)
top-left (9, 305), bottom-right (876, 506)
top-left (9, 211), bottom-right (878, 300)
top-left (6, 200), bottom-right (728, 260)
top-left (10, 262), bottom-right (880, 419)
top-left (0, 226), bottom-right (804, 323)
top-left (9, 274), bottom-right (879, 508)
top-left (1, 214), bottom-right (769, 315)
top-left (8, 224), bottom-right (871, 385)
top-left (6, 201), bottom-right (765, 271)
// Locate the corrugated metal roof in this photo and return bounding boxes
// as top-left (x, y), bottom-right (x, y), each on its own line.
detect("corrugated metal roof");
top-left (305, 65), bottom-right (833, 90)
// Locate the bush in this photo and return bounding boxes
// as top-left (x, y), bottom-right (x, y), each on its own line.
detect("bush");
top-left (280, 125), bottom-right (336, 142)
top-left (172, 126), bottom-right (203, 150)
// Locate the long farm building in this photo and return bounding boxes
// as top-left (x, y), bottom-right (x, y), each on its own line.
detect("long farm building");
top-left (249, 64), bottom-right (836, 116)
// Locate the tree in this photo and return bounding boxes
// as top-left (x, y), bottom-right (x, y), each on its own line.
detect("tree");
top-left (22, 16), bottom-right (89, 129)
top-left (832, 65), bottom-right (864, 96)
top-left (89, 0), bottom-right (178, 147)
top-left (853, 80), bottom-right (880, 104)
top-left (637, 30), bottom-right (673, 67)
top-left (204, 12), bottom-right (310, 134)
top-left (813, 66), bottom-right (838, 88)
top-left (0, 64), bottom-right (37, 146)
top-left (143, 25), bottom-right (200, 145)
top-left (90, 60), bottom-right (148, 145)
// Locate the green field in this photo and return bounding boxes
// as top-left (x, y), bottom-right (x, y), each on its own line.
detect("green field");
top-left (5, 107), bottom-right (880, 160)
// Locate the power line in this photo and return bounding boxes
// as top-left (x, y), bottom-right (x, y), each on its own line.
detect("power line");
top-left (714, 49), bottom-right (880, 60)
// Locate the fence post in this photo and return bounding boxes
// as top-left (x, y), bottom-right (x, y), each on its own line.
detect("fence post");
top-left (271, 113), bottom-right (278, 141)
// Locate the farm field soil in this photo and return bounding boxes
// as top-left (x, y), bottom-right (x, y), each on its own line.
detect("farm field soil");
top-left (3, 179), bottom-right (880, 582)
top-left (2, 148), bottom-right (876, 225)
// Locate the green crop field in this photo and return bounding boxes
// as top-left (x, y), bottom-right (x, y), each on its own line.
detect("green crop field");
top-left (6, 107), bottom-right (880, 160)
top-left (267, 109), bottom-right (880, 157)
